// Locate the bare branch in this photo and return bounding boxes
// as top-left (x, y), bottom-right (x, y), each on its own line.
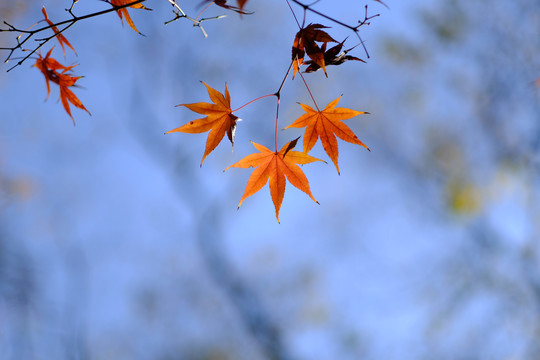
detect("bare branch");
top-left (164, 0), bottom-right (226, 38)
top-left (0, 0), bottom-right (147, 71)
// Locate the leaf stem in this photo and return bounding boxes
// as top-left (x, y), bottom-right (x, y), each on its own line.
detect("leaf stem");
top-left (232, 60), bottom-right (294, 152)
top-left (275, 94), bottom-right (281, 152)
top-left (232, 93), bottom-right (275, 113)
top-left (195, 1), bottom-right (214, 21)
top-left (298, 70), bottom-right (319, 111)
top-left (284, 0), bottom-right (302, 29)
top-left (276, 60), bottom-right (294, 95)
top-left (272, 60), bottom-right (294, 152)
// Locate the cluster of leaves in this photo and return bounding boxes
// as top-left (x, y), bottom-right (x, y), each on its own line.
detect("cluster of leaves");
top-left (167, 81), bottom-right (370, 222)
top-left (1, 1), bottom-right (151, 123)
top-left (1, 0), bottom-right (382, 222)
top-left (35, 7), bottom-right (88, 124)
top-left (34, 47), bottom-right (90, 123)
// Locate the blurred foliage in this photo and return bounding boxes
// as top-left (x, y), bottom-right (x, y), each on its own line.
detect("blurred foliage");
top-left (419, 0), bottom-right (466, 42)
top-left (0, 175), bottom-right (34, 203)
top-left (446, 180), bottom-right (481, 215)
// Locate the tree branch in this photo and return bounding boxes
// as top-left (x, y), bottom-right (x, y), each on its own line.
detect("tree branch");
top-left (0, 0), bottom-right (227, 70)
top-left (0, 0), bottom-right (147, 71)
top-left (164, 0), bottom-right (226, 38)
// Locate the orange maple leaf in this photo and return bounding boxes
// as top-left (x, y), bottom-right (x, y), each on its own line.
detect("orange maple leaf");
top-left (292, 23), bottom-right (336, 78)
top-left (225, 138), bottom-right (323, 222)
top-left (110, 0), bottom-right (151, 34)
top-left (166, 82), bottom-right (239, 166)
top-left (34, 48), bottom-right (90, 124)
top-left (285, 97), bottom-right (369, 174)
top-left (42, 7), bottom-right (76, 56)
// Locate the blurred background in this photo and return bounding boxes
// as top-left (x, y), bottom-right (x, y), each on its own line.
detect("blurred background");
top-left (1, 0), bottom-right (540, 359)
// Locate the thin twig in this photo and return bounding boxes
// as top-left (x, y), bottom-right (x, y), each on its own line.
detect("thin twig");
top-left (164, 0), bottom-right (226, 38)
top-left (1, 0), bottom-right (147, 71)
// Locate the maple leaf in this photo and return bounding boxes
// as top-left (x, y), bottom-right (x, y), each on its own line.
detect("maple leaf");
top-left (42, 7), bottom-right (76, 56)
top-left (34, 48), bottom-right (68, 99)
top-left (292, 23), bottom-right (337, 78)
top-left (304, 38), bottom-right (365, 73)
top-left (225, 138), bottom-right (323, 223)
top-left (285, 97), bottom-right (369, 174)
top-left (34, 48), bottom-right (90, 124)
top-left (202, 0), bottom-right (252, 14)
top-left (110, 0), bottom-right (151, 35)
top-left (166, 82), bottom-right (239, 166)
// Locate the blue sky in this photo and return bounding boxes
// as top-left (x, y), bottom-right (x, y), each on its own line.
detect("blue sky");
top-left (1, 0), bottom-right (540, 359)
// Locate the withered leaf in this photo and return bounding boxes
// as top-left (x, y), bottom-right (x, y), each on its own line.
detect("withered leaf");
top-left (292, 23), bottom-right (336, 78)
top-left (304, 38), bottom-right (365, 73)
top-left (202, 0), bottom-right (252, 14)
top-left (34, 48), bottom-right (90, 124)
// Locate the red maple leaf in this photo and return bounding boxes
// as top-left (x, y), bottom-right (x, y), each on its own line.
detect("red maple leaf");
top-left (41, 6), bottom-right (76, 56)
top-left (34, 48), bottom-right (90, 123)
